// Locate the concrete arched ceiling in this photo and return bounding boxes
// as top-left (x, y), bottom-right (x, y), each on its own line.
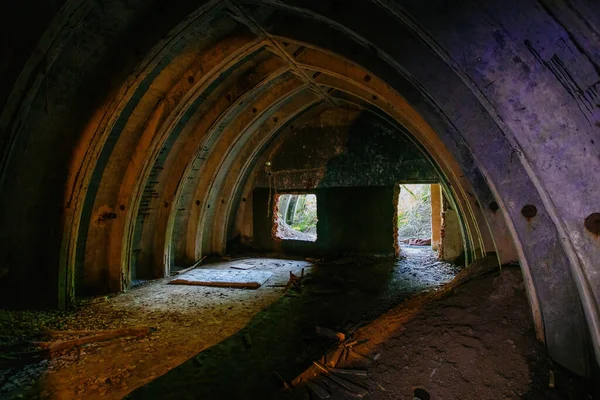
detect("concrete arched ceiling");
top-left (0, 0), bottom-right (598, 377)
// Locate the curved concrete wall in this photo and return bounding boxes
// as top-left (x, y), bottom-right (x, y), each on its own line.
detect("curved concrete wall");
top-left (0, 0), bottom-right (598, 376)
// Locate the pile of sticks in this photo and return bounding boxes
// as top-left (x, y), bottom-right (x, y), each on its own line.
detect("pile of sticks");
top-left (284, 324), bottom-right (377, 399)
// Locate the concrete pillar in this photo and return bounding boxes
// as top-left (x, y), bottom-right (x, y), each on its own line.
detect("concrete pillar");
top-left (440, 194), bottom-right (463, 261)
top-left (431, 184), bottom-right (442, 251)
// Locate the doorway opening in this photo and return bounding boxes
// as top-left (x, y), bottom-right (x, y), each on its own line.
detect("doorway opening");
top-left (396, 183), bottom-right (438, 263)
top-left (397, 184), bottom-right (433, 247)
top-left (395, 183), bottom-right (464, 264)
top-left (274, 193), bottom-right (318, 242)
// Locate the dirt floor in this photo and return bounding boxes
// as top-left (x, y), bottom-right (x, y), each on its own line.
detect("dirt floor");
top-left (0, 249), bottom-right (594, 399)
top-left (287, 267), bottom-right (592, 400)
top-left (0, 257), bottom-right (312, 399)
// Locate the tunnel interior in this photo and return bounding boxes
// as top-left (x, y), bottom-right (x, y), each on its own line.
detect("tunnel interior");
top-left (0, 0), bottom-right (599, 398)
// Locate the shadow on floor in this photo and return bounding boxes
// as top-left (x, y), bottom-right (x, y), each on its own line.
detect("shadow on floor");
top-left (127, 250), bottom-right (458, 399)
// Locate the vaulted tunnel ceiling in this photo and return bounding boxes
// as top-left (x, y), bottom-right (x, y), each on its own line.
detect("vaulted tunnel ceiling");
top-left (0, 0), bottom-right (599, 378)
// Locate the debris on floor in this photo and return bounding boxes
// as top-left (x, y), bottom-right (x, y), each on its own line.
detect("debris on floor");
top-left (74, 295), bottom-right (111, 307)
top-left (270, 266), bottom-right (594, 400)
top-left (312, 360), bottom-right (369, 398)
top-left (220, 256), bottom-right (251, 262)
top-left (289, 327), bottom-right (374, 399)
top-left (169, 269), bottom-right (273, 289)
top-left (172, 256), bottom-right (206, 276)
top-left (0, 256), bottom-right (310, 399)
top-left (0, 327), bottom-right (153, 375)
top-left (35, 328), bottom-right (152, 355)
top-left (401, 238), bottom-right (432, 246)
top-left (315, 326), bottom-right (345, 342)
top-left (9, 250), bottom-right (590, 399)
top-left (230, 263), bottom-right (256, 270)
top-left (285, 269), bottom-right (304, 293)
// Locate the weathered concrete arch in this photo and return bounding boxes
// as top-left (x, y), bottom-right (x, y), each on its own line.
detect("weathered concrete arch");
top-left (198, 43), bottom-right (495, 268)
top-left (232, 100), bottom-right (483, 260)
top-left (0, 0), bottom-right (598, 378)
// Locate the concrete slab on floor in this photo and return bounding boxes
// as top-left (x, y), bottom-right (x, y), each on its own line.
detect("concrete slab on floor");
top-left (169, 269), bottom-right (273, 289)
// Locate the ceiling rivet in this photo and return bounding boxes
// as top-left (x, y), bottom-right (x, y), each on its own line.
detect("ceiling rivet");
top-left (584, 213), bottom-right (600, 235)
top-left (489, 201), bottom-right (499, 212)
top-left (521, 204), bottom-right (537, 219)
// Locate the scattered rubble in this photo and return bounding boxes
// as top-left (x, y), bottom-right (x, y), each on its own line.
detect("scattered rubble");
top-left (315, 327), bottom-right (345, 342)
top-left (401, 238), bottom-right (432, 246)
top-left (0, 249), bottom-right (484, 399)
top-left (285, 269), bottom-right (304, 292)
top-left (275, 218), bottom-right (316, 242)
top-left (35, 328), bottom-right (152, 355)
top-left (0, 256), bottom-right (310, 399)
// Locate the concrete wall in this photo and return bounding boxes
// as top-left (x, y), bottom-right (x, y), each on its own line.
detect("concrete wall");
top-left (0, 0), bottom-right (596, 376)
top-left (440, 194), bottom-right (464, 262)
top-left (247, 109), bottom-right (434, 257)
top-left (255, 108), bottom-right (438, 190)
top-left (252, 187), bottom-right (395, 257)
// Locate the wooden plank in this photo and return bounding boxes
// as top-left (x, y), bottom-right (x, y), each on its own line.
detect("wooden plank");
top-left (306, 380), bottom-right (331, 399)
top-left (230, 263), bottom-right (256, 270)
top-left (323, 375), bottom-right (369, 398)
top-left (34, 328), bottom-right (150, 354)
top-left (169, 269), bottom-right (273, 289)
top-left (173, 256), bottom-right (206, 275)
top-left (327, 345), bottom-right (345, 367)
top-left (330, 368), bottom-right (368, 377)
top-left (313, 361), bottom-right (369, 398)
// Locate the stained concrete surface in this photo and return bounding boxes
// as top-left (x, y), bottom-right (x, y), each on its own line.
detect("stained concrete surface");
top-left (259, 109), bottom-right (438, 191)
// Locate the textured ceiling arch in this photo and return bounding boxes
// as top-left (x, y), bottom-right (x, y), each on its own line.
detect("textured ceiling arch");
top-left (0, 0), bottom-right (598, 377)
top-left (186, 41), bottom-right (496, 271)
